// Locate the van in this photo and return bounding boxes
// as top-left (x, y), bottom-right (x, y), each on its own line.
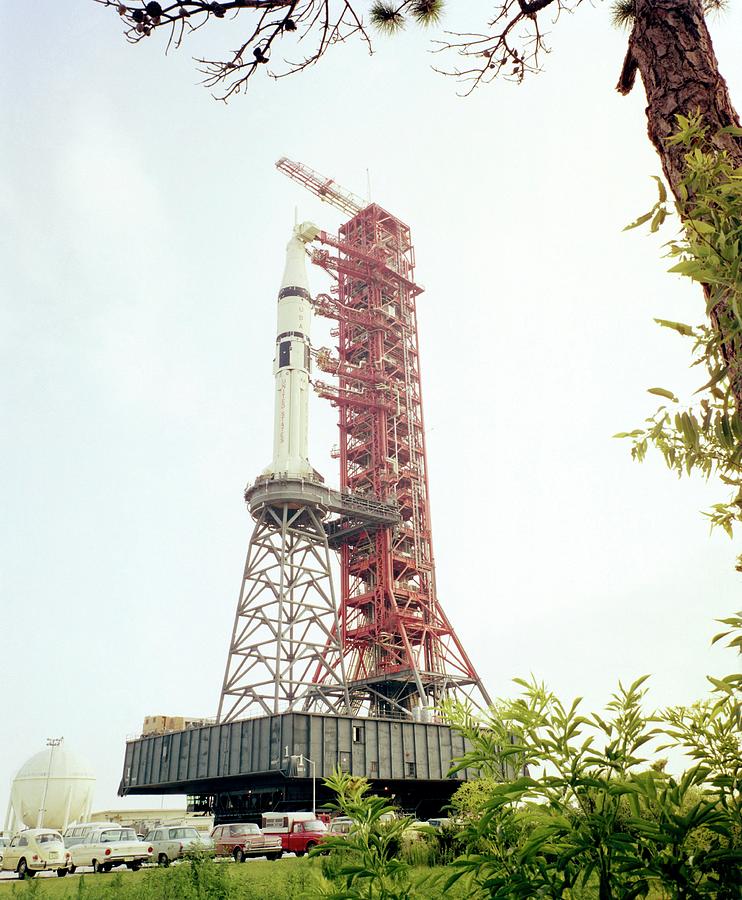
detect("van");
top-left (62, 823), bottom-right (119, 848)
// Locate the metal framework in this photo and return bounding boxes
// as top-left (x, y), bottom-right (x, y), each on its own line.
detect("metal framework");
top-left (217, 483), bottom-right (352, 723)
top-left (311, 207), bottom-right (491, 716)
top-left (272, 160), bottom-right (490, 717)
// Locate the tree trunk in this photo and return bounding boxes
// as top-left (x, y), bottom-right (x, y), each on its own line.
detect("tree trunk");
top-left (616, 0), bottom-right (742, 402)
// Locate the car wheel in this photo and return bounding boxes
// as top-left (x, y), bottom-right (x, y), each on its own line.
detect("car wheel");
top-left (93, 859), bottom-right (105, 873)
top-left (57, 868), bottom-right (68, 877)
top-left (17, 859), bottom-right (28, 879)
top-left (233, 847), bottom-right (244, 863)
top-left (129, 861), bottom-right (142, 872)
top-left (295, 850), bottom-right (305, 857)
top-left (305, 841), bottom-right (317, 852)
top-left (158, 853), bottom-right (169, 867)
top-left (103, 863), bottom-right (113, 872)
top-left (267, 852), bottom-right (281, 861)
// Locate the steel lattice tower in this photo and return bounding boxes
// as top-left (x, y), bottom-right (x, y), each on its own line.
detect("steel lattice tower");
top-left (278, 159), bottom-right (492, 718)
top-left (217, 220), bottom-right (400, 723)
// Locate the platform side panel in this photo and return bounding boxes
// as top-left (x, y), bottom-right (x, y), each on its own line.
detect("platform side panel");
top-left (177, 731), bottom-right (189, 782)
top-left (144, 737), bottom-right (155, 786)
top-left (401, 722), bottom-right (415, 778)
top-left (219, 725), bottom-right (230, 777)
top-left (258, 716), bottom-right (272, 771)
top-left (161, 734), bottom-right (173, 783)
top-left (450, 728), bottom-right (469, 781)
top-left (338, 717), bottom-right (352, 773)
top-left (309, 716), bottom-right (323, 774)
top-left (203, 726), bottom-right (218, 779)
top-left (122, 742), bottom-right (135, 791)
top-left (292, 714), bottom-right (309, 759)
top-left (246, 719), bottom-right (258, 773)
top-left (322, 716), bottom-right (338, 778)
top-left (377, 720), bottom-right (392, 780)
top-left (390, 722), bottom-right (403, 780)
top-left (414, 725), bottom-right (428, 779)
top-left (351, 719), bottom-right (366, 775)
top-left (365, 719), bottom-right (379, 780)
top-left (270, 716), bottom-right (283, 770)
top-left (426, 727), bottom-right (442, 780)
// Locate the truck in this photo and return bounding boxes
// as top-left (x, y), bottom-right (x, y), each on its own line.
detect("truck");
top-left (261, 812), bottom-right (328, 856)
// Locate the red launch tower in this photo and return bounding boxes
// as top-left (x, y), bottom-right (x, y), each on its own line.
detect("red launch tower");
top-left (278, 159), bottom-right (490, 718)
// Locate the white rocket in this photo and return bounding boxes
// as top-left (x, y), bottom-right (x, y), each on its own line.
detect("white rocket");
top-left (265, 221), bottom-right (320, 479)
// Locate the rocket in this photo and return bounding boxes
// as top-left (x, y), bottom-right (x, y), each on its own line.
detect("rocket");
top-left (265, 221), bottom-right (320, 479)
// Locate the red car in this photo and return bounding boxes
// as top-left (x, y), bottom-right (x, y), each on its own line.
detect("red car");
top-left (211, 823), bottom-right (282, 862)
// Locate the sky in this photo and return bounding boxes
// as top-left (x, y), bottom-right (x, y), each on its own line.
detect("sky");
top-left (1, 1), bottom-right (741, 821)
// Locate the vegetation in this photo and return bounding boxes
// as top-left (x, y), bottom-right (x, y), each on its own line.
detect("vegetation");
top-left (305, 613), bottom-right (741, 900)
top-left (0, 857), bottom-right (318, 898)
top-left (619, 116), bottom-right (742, 568)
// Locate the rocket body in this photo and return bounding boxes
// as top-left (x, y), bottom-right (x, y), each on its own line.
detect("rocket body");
top-left (265, 222), bottom-right (319, 478)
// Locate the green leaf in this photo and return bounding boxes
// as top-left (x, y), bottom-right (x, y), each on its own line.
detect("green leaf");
top-left (694, 365), bottom-right (728, 394)
top-left (651, 175), bottom-right (668, 204)
top-left (624, 210), bottom-right (654, 231)
top-left (647, 387), bottom-right (678, 402)
top-left (654, 318), bottom-right (694, 337)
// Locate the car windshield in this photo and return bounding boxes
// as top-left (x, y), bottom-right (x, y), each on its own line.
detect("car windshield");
top-left (172, 828), bottom-right (200, 839)
top-left (37, 833), bottom-right (63, 844)
top-left (100, 829), bottom-right (137, 842)
top-left (302, 820), bottom-right (327, 832)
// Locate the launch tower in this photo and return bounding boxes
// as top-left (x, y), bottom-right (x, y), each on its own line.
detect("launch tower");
top-left (219, 160), bottom-right (490, 722)
top-left (119, 163), bottom-right (491, 821)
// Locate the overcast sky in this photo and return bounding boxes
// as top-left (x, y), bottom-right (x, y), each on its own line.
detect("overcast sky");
top-left (1, 1), bottom-right (741, 819)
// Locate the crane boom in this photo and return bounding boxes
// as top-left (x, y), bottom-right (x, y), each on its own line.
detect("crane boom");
top-left (276, 157), bottom-right (366, 218)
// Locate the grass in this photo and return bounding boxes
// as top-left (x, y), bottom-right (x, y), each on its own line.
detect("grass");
top-left (0, 858), bottom-right (476, 899)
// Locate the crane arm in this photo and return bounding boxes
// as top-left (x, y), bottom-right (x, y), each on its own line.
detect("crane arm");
top-left (276, 157), bottom-right (366, 218)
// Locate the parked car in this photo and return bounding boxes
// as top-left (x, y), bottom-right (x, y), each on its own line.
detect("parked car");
top-left (0, 829), bottom-right (72, 879)
top-left (0, 835), bottom-right (9, 863)
top-left (68, 825), bottom-right (153, 873)
top-left (261, 813), bottom-right (327, 856)
top-left (211, 823), bottom-right (282, 862)
top-left (327, 817), bottom-right (355, 837)
top-left (145, 826), bottom-right (215, 866)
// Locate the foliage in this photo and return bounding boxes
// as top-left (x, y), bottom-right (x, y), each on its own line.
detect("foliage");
top-left (440, 615), bottom-right (742, 899)
top-left (450, 775), bottom-right (504, 822)
top-left (309, 768), bottom-right (420, 899)
top-left (104, 0), bottom-right (734, 98)
top-left (618, 114), bottom-right (742, 569)
top-left (2, 856), bottom-right (321, 899)
top-left (610, 0), bottom-right (727, 29)
top-left (369, 0), bottom-right (444, 34)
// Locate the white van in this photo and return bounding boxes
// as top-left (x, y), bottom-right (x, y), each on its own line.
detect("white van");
top-left (63, 822), bottom-right (118, 848)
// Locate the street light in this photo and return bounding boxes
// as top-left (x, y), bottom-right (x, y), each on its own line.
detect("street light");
top-left (300, 755), bottom-right (316, 816)
top-left (37, 737), bottom-right (63, 829)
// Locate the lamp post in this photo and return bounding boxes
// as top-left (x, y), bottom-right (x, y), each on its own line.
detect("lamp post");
top-left (37, 738), bottom-right (63, 828)
top-left (301, 755), bottom-right (316, 816)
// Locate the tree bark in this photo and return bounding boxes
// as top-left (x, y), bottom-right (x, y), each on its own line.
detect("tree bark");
top-left (617, 0), bottom-right (742, 403)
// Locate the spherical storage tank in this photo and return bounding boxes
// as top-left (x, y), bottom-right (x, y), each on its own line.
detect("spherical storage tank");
top-left (9, 741), bottom-right (95, 831)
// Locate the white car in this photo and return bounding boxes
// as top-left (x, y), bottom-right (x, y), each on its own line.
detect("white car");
top-left (145, 826), bottom-right (215, 866)
top-left (0, 829), bottom-right (72, 879)
top-left (69, 825), bottom-right (153, 873)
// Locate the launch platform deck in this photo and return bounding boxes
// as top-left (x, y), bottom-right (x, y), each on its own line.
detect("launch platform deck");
top-left (119, 711), bottom-right (473, 821)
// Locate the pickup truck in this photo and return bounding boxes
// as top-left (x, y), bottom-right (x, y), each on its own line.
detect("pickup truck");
top-left (211, 823), bottom-right (282, 862)
top-left (261, 815), bottom-right (328, 856)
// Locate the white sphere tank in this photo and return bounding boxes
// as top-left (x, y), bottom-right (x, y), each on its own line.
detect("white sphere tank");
top-left (9, 741), bottom-right (95, 831)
